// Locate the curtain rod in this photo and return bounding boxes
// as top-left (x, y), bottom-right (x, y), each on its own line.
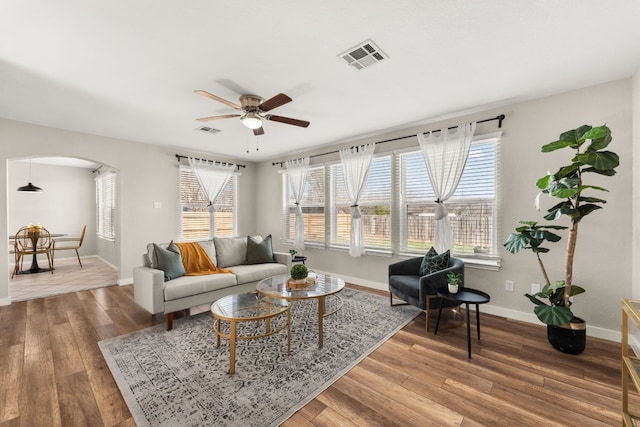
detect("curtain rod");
top-left (272, 113), bottom-right (505, 167)
top-left (175, 154), bottom-right (246, 169)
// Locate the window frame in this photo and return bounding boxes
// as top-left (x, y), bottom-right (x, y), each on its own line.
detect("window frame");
top-left (328, 153), bottom-right (393, 253)
top-left (398, 132), bottom-right (501, 264)
top-left (95, 171), bottom-right (116, 241)
top-left (179, 165), bottom-right (237, 240)
top-left (281, 165), bottom-right (326, 247)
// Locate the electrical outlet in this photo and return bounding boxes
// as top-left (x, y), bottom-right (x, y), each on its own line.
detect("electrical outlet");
top-left (531, 283), bottom-right (541, 294)
top-left (505, 280), bottom-right (514, 292)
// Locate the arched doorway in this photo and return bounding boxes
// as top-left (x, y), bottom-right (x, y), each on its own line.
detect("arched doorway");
top-left (7, 156), bottom-right (120, 301)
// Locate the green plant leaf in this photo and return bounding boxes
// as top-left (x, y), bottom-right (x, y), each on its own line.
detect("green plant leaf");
top-left (584, 167), bottom-right (617, 176)
top-left (524, 293), bottom-right (546, 306)
top-left (536, 174), bottom-right (552, 190)
top-left (574, 125), bottom-right (594, 142)
top-left (578, 196), bottom-right (607, 203)
top-left (573, 151), bottom-right (620, 171)
top-left (576, 204), bottom-right (602, 218)
top-left (533, 304), bottom-right (574, 325)
top-left (583, 126), bottom-right (611, 150)
top-left (541, 139), bottom-right (573, 152)
top-left (550, 187), bottom-right (580, 199)
top-left (503, 233), bottom-right (528, 253)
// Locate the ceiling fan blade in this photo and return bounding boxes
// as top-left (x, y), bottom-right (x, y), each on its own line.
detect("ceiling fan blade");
top-left (253, 127), bottom-right (265, 136)
top-left (258, 93), bottom-right (292, 112)
top-left (196, 114), bottom-right (241, 122)
top-left (266, 114), bottom-right (310, 128)
top-left (194, 90), bottom-right (242, 110)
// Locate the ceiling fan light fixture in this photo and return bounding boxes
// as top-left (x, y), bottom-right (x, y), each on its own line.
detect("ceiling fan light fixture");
top-left (240, 112), bottom-right (263, 130)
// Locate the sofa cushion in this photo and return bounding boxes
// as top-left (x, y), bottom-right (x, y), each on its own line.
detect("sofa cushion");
top-left (197, 240), bottom-right (217, 266)
top-left (419, 247), bottom-right (450, 276)
top-left (164, 273), bottom-right (237, 301)
top-left (146, 242), bottom-right (169, 269)
top-left (231, 263), bottom-right (287, 284)
top-left (389, 274), bottom-right (420, 298)
top-left (246, 234), bottom-right (275, 264)
top-left (214, 236), bottom-right (248, 268)
top-left (154, 241), bottom-right (186, 281)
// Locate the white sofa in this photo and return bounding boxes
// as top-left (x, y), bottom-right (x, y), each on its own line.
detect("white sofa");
top-left (133, 235), bottom-right (291, 330)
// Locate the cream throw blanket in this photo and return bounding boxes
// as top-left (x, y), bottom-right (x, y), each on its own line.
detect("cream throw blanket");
top-left (174, 242), bottom-right (232, 276)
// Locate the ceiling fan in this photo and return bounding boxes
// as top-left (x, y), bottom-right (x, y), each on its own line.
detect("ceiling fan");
top-left (195, 90), bottom-right (310, 135)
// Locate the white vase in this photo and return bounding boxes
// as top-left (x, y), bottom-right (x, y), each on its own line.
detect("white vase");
top-left (448, 283), bottom-right (459, 294)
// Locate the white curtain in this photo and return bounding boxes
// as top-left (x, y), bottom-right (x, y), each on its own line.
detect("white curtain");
top-left (417, 122), bottom-right (476, 253)
top-left (285, 157), bottom-right (310, 251)
top-left (339, 143), bottom-right (375, 257)
top-left (188, 158), bottom-right (236, 238)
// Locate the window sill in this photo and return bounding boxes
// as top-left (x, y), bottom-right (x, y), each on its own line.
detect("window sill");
top-left (396, 252), bottom-right (501, 271)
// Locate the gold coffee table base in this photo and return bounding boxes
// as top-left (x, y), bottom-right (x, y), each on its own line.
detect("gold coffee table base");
top-left (211, 293), bottom-right (291, 375)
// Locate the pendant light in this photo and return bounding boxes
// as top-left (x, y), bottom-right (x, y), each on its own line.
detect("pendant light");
top-left (17, 159), bottom-right (43, 192)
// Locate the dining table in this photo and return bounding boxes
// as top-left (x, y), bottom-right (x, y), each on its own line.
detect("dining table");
top-left (9, 230), bottom-right (67, 274)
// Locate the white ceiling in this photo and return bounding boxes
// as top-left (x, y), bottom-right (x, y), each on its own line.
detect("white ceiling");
top-left (2, 1), bottom-right (640, 162)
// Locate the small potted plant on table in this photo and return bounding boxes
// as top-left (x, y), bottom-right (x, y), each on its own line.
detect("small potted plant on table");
top-left (447, 272), bottom-right (462, 294)
top-left (290, 263), bottom-right (309, 286)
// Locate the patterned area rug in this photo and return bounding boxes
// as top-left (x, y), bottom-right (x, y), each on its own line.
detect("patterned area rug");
top-left (99, 288), bottom-right (420, 427)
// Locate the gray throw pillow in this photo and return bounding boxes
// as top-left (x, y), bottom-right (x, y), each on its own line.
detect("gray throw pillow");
top-left (153, 241), bottom-right (185, 281)
top-left (246, 234), bottom-right (275, 264)
top-left (214, 236), bottom-right (248, 268)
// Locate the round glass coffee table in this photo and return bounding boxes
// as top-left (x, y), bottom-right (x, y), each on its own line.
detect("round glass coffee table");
top-left (257, 273), bottom-right (345, 348)
top-left (211, 292), bottom-right (291, 375)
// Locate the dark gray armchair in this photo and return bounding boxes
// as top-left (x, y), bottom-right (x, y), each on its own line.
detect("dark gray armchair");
top-left (389, 256), bottom-right (465, 330)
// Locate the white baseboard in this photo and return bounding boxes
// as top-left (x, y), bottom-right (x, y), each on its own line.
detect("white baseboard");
top-left (118, 277), bottom-right (133, 286)
top-left (317, 269), bottom-right (620, 343)
top-left (0, 296), bottom-right (11, 306)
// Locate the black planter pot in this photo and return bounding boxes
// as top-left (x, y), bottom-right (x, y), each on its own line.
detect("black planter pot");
top-left (547, 317), bottom-right (586, 355)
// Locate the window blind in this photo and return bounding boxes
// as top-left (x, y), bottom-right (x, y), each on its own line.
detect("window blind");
top-left (282, 165), bottom-right (325, 245)
top-left (399, 134), bottom-right (500, 258)
top-left (95, 171), bottom-right (116, 241)
top-left (329, 155), bottom-right (392, 251)
top-left (180, 166), bottom-right (236, 239)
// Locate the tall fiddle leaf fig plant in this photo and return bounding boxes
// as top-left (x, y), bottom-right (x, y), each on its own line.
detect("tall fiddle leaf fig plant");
top-left (504, 124), bottom-right (619, 326)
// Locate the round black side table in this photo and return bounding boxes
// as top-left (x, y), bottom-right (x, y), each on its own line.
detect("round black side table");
top-left (292, 255), bottom-right (307, 264)
top-left (434, 287), bottom-right (490, 358)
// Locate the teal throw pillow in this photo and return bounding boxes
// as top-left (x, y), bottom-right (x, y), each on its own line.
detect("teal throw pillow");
top-left (418, 247), bottom-right (450, 276)
top-left (246, 234), bottom-right (276, 264)
top-left (154, 241), bottom-right (186, 281)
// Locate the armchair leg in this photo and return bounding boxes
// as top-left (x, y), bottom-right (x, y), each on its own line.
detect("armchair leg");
top-left (166, 312), bottom-right (174, 331)
top-left (425, 295), bottom-right (438, 331)
top-left (389, 292), bottom-right (409, 307)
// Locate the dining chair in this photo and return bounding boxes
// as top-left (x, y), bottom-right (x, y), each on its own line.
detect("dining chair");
top-left (12, 226), bottom-right (54, 278)
top-left (52, 225), bottom-right (87, 268)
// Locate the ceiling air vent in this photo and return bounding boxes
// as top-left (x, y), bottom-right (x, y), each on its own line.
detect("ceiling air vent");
top-left (339, 39), bottom-right (388, 70)
top-left (196, 126), bottom-right (220, 135)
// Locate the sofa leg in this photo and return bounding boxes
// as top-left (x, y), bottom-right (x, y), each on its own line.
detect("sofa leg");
top-left (167, 312), bottom-right (174, 331)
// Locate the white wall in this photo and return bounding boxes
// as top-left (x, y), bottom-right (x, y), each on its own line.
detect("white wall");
top-left (1, 78), bottom-right (634, 339)
top-left (8, 160), bottom-right (96, 258)
top-left (256, 78), bottom-right (633, 338)
top-left (633, 69), bottom-right (640, 301)
top-left (0, 120), bottom-right (257, 303)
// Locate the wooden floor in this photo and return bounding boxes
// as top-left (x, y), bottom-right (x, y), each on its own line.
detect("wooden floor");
top-left (0, 283), bottom-right (631, 427)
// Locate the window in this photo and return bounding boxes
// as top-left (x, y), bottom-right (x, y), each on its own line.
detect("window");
top-left (329, 155), bottom-right (392, 251)
top-left (180, 166), bottom-right (236, 239)
top-left (399, 133), bottom-right (500, 259)
top-left (282, 166), bottom-right (325, 245)
top-left (95, 171), bottom-right (116, 241)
